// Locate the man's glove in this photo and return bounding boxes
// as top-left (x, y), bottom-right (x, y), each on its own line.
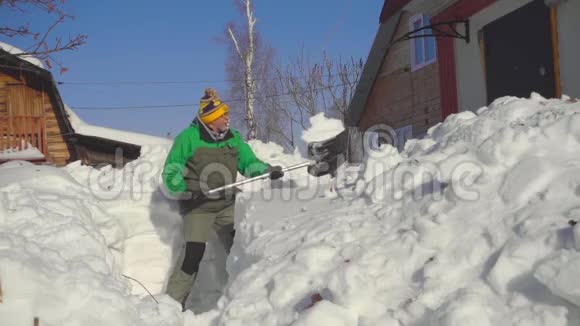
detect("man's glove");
top-left (267, 165), bottom-right (284, 180)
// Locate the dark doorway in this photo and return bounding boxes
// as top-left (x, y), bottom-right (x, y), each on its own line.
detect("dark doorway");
top-left (483, 0), bottom-right (555, 103)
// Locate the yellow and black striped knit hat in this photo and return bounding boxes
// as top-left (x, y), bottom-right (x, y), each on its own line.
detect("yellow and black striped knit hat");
top-left (199, 88), bottom-right (229, 124)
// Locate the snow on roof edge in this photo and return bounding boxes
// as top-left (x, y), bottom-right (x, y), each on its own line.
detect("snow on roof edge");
top-left (64, 105), bottom-right (172, 147)
top-left (0, 41), bottom-right (45, 68)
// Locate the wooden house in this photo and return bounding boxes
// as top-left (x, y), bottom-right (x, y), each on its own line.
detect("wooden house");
top-left (347, 0), bottom-right (580, 153)
top-left (0, 46), bottom-right (75, 166)
top-left (0, 46), bottom-right (143, 167)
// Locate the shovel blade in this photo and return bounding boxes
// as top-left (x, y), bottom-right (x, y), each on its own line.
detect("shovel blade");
top-left (307, 154), bottom-right (345, 177)
top-left (306, 127), bottom-right (364, 177)
top-left (307, 129), bottom-right (348, 162)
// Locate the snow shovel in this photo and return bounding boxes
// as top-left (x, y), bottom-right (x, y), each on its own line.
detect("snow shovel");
top-left (207, 128), bottom-right (358, 195)
top-left (306, 126), bottom-right (364, 172)
top-left (307, 129), bottom-right (349, 162)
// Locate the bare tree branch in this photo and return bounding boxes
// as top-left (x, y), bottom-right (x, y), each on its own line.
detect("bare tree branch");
top-left (227, 26), bottom-right (244, 62)
top-left (0, 0), bottom-right (87, 69)
top-left (31, 13), bottom-right (63, 53)
top-left (275, 52), bottom-right (363, 130)
top-left (0, 25), bottom-right (32, 37)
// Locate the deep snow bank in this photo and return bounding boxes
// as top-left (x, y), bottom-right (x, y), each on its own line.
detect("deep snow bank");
top-left (5, 95), bottom-right (580, 326)
top-left (0, 145), bottom-right (188, 326)
top-left (204, 94), bottom-right (580, 326)
top-left (0, 121), bottom-right (321, 325)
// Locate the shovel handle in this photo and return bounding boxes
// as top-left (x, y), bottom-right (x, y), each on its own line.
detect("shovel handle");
top-left (207, 161), bottom-right (313, 195)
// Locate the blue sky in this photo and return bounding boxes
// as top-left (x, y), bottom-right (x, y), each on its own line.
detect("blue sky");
top-left (2, 1), bottom-right (383, 138)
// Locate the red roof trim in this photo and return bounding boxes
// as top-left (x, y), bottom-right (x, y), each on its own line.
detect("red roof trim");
top-left (379, 0), bottom-right (413, 23)
top-left (433, 0), bottom-right (496, 21)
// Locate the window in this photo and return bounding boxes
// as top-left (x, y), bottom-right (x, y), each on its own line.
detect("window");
top-left (409, 14), bottom-right (437, 71)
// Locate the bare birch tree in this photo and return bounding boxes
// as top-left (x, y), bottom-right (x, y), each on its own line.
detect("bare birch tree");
top-left (222, 2), bottom-right (362, 151)
top-left (225, 41), bottom-right (294, 150)
top-left (227, 0), bottom-right (258, 140)
top-left (0, 0), bottom-right (87, 72)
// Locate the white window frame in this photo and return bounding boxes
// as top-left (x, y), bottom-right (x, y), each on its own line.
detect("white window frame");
top-left (409, 14), bottom-right (437, 72)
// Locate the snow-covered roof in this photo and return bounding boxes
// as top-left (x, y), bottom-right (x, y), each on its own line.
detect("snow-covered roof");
top-left (64, 105), bottom-right (172, 147)
top-left (0, 41), bottom-right (45, 68)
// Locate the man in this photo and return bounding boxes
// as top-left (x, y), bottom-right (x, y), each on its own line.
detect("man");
top-left (162, 88), bottom-right (283, 309)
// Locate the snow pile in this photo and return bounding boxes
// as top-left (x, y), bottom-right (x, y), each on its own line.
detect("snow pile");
top-left (188, 138), bottom-right (320, 313)
top-left (205, 94), bottom-right (580, 325)
top-left (0, 123), bottom-right (309, 324)
top-left (5, 93), bottom-right (580, 326)
top-left (362, 141), bottom-right (403, 186)
top-left (0, 41), bottom-right (44, 68)
top-left (0, 141), bottom-right (44, 159)
top-left (298, 112), bottom-right (345, 164)
top-left (239, 140), bottom-right (313, 192)
top-left (301, 112), bottom-right (345, 143)
top-left (245, 140), bottom-right (304, 168)
top-left (0, 127), bottom-right (194, 324)
top-left (0, 157), bottom-right (183, 326)
top-left (65, 105), bottom-right (172, 147)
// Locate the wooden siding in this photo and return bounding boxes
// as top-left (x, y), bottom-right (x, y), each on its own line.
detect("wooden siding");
top-left (45, 92), bottom-right (73, 166)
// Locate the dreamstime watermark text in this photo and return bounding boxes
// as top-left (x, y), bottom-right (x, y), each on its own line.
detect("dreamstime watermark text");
top-left (82, 125), bottom-right (484, 204)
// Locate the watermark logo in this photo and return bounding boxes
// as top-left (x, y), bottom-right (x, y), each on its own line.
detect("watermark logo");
top-left (82, 124), bottom-right (483, 204)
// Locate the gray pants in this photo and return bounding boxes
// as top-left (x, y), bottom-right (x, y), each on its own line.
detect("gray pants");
top-left (166, 205), bottom-right (236, 308)
top-left (182, 204), bottom-right (235, 250)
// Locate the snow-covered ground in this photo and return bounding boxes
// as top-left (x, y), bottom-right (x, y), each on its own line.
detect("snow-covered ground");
top-left (0, 141), bottom-right (44, 159)
top-left (3, 94), bottom-right (580, 326)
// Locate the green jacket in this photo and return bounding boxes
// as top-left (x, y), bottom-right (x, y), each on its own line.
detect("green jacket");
top-left (163, 121), bottom-right (269, 212)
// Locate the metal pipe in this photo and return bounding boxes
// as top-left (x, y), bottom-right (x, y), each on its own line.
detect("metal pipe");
top-left (207, 161), bottom-right (313, 195)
